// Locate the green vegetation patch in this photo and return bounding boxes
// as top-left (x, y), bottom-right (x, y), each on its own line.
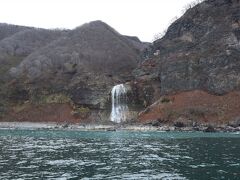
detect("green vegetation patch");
top-left (71, 106), bottom-right (90, 118)
top-left (161, 97), bottom-right (171, 104)
top-left (32, 93), bottom-right (72, 104)
top-left (76, 106), bottom-right (90, 114)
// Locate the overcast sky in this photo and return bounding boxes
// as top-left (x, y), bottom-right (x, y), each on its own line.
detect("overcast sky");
top-left (0, 0), bottom-right (196, 42)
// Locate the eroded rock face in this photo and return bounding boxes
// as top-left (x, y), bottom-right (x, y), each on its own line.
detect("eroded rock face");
top-left (138, 90), bottom-right (240, 125)
top-left (0, 21), bottom-right (147, 122)
top-left (134, 0), bottom-right (240, 125)
top-left (0, 26), bottom-right (70, 118)
top-left (136, 0), bottom-right (240, 96)
top-left (2, 0), bottom-right (240, 125)
top-left (3, 103), bottom-right (80, 123)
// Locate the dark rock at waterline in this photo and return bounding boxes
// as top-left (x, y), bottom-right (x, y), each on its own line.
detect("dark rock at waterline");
top-left (62, 123), bottom-right (70, 129)
top-left (224, 126), bottom-right (238, 132)
top-left (151, 120), bottom-right (162, 127)
top-left (174, 121), bottom-right (185, 128)
top-left (193, 127), bottom-right (200, 131)
top-left (228, 117), bottom-right (240, 128)
top-left (204, 125), bottom-right (216, 133)
top-left (143, 119), bottom-right (163, 127)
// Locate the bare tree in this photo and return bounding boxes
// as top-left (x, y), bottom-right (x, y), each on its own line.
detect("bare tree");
top-left (152, 0), bottom-right (206, 42)
top-left (182, 0), bottom-right (206, 14)
top-left (152, 29), bottom-right (167, 42)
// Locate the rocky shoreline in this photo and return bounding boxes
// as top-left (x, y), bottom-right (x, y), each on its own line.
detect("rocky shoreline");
top-left (0, 122), bottom-right (240, 133)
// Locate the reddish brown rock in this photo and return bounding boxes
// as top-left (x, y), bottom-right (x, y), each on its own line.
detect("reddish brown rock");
top-left (138, 90), bottom-right (240, 125)
top-left (1, 103), bottom-right (79, 123)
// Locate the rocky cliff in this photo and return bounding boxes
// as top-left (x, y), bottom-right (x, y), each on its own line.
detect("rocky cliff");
top-left (0, 21), bottom-right (146, 123)
top-left (1, 0), bottom-right (240, 127)
top-left (0, 25), bottom-right (68, 119)
top-left (136, 0), bottom-right (240, 126)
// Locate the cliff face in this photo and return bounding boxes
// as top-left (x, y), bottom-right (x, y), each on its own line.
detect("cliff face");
top-left (0, 21), bottom-right (146, 122)
top-left (0, 25), bottom-right (68, 119)
top-left (1, 0), bottom-right (240, 125)
top-left (136, 0), bottom-right (240, 94)
top-left (136, 0), bottom-right (240, 125)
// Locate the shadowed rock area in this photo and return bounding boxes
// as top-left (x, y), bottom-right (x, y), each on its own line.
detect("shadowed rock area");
top-left (136, 0), bottom-right (240, 94)
top-left (0, 21), bottom-right (146, 123)
top-left (1, 0), bottom-right (240, 128)
top-left (133, 0), bottom-right (240, 126)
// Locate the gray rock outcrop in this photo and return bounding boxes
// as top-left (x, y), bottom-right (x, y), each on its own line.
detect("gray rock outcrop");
top-left (136, 0), bottom-right (240, 95)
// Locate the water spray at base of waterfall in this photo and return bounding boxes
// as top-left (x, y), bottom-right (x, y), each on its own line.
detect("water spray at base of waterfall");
top-left (110, 84), bottom-right (129, 123)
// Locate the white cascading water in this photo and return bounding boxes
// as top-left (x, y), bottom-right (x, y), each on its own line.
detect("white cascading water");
top-left (110, 84), bottom-right (129, 123)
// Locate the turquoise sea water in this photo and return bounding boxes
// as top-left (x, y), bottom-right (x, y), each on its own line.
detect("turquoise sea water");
top-left (0, 129), bottom-right (239, 179)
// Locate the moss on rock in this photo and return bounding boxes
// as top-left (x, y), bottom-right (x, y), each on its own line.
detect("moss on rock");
top-left (31, 93), bottom-right (72, 104)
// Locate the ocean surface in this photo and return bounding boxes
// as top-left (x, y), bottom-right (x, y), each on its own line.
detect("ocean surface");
top-left (0, 129), bottom-right (239, 179)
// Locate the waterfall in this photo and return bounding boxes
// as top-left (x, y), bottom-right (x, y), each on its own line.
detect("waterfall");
top-left (110, 84), bottom-right (129, 123)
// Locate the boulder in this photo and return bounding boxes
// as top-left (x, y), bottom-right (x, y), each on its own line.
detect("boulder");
top-left (204, 125), bottom-right (216, 133)
top-left (228, 117), bottom-right (240, 128)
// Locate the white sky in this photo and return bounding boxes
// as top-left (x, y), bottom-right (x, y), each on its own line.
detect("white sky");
top-left (0, 0), bottom-right (196, 42)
